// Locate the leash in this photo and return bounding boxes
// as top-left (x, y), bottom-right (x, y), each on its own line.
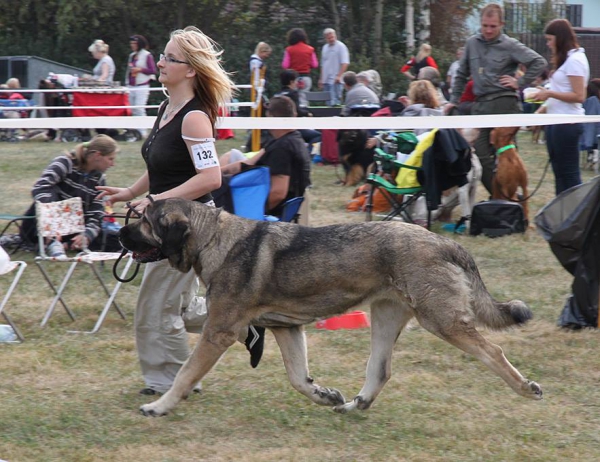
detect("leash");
top-left (112, 201), bottom-right (143, 283)
top-left (492, 144), bottom-right (551, 203)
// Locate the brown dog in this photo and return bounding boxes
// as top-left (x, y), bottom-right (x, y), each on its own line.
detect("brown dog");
top-left (490, 127), bottom-right (529, 222)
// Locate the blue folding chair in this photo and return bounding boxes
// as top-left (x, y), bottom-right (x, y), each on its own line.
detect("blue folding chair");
top-left (229, 167), bottom-right (305, 223)
top-left (229, 167), bottom-right (276, 221)
top-left (280, 196), bottom-right (304, 223)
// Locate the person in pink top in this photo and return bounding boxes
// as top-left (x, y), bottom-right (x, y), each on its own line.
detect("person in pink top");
top-left (282, 28), bottom-right (318, 108)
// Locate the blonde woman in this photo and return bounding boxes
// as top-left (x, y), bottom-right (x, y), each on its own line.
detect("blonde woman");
top-left (98, 26), bottom-right (265, 395)
top-left (88, 39), bottom-right (116, 82)
top-left (401, 43), bottom-right (438, 81)
top-left (249, 41), bottom-right (272, 91)
top-left (19, 135), bottom-right (119, 256)
top-left (401, 80), bottom-right (443, 135)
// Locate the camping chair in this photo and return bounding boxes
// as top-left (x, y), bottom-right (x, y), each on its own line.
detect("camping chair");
top-left (0, 213), bottom-right (36, 254)
top-left (229, 167), bottom-right (279, 221)
top-left (364, 130), bottom-right (432, 225)
top-left (305, 91), bottom-right (331, 106)
top-left (34, 197), bottom-right (135, 334)
top-left (0, 248), bottom-right (27, 342)
top-left (280, 196), bottom-right (304, 223)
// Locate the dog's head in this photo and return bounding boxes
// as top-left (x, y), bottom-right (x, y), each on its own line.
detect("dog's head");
top-left (119, 198), bottom-right (196, 273)
top-left (490, 126), bottom-right (520, 150)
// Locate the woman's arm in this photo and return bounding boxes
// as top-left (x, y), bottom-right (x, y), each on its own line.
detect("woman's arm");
top-left (282, 50), bottom-right (290, 69)
top-left (311, 51), bottom-right (318, 68)
top-left (426, 56), bottom-right (438, 69)
top-left (97, 62), bottom-right (110, 81)
top-left (140, 54), bottom-right (157, 75)
top-left (536, 75), bottom-right (586, 104)
top-left (135, 112), bottom-right (221, 212)
top-left (32, 156), bottom-right (70, 202)
top-left (96, 171), bottom-right (150, 205)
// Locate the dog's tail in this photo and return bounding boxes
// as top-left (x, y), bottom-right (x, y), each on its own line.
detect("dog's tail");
top-left (451, 245), bottom-right (533, 330)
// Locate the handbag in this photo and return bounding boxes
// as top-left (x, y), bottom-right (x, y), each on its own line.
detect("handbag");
top-left (469, 200), bottom-right (526, 237)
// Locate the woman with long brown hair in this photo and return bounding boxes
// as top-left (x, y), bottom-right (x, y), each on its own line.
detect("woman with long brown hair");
top-left (534, 18), bottom-right (589, 195)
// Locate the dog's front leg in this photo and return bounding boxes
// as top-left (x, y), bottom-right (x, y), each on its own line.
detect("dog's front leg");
top-left (271, 326), bottom-right (346, 406)
top-left (140, 326), bottom-right (239, 417)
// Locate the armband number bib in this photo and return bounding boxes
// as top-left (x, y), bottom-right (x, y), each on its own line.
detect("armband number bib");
top-left (191, 141), bottom-right (220, 170)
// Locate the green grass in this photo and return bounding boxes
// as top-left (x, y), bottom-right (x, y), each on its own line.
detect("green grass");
top-left (1, 131), bottom-right (600, 461)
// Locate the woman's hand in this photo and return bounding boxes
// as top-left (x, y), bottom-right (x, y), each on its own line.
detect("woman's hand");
top-left (534, 88), bottom-right (551, 101)
top-left (130, 195), bottom-right (155, 215)
top-left (96, 186), bottom-right (134, 206)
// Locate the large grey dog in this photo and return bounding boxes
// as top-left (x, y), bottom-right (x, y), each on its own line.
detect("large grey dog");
top-left (119, 198), bottom-right (542, 417)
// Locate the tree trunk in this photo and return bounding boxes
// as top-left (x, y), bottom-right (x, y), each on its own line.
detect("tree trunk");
top-left (331, 0), bottom-right (341, 34)
top-left (417, 0), bottom-right (431, 44)
top-left (373, 0), bottom-right (384, 65)
top-left (406, 0), bottom-right (415, 54)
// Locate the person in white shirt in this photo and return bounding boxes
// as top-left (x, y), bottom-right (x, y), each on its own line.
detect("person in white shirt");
top-left (318, 28), bottom-right (350, 106)
top-left (534, 19), bottom-right (589, 195)
top-left (88, 39), bottom-right (115, 82)
top-left (446, 47), bottom-right (464, 93)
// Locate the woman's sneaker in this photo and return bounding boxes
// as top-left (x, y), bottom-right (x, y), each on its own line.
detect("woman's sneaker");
top-left (46, 240), bottom-right (66, 258)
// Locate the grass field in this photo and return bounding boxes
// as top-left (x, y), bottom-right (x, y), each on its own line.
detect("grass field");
top-left (1, 130), bottom-right (599, 462)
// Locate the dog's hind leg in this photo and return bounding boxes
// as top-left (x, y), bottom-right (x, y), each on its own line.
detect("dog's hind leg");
top-left (416, 313), bottom-right (542, 400)
top-left (334, 299), bottom-right (413, 414)
top-left (139, 323), bottom-right (241, 417)
top-left (270, 326), bottom-right (346, 406)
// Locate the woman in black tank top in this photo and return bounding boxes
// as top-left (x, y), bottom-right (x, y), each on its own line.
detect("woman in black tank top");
top-left (97, 27), bottom-right (261, 396)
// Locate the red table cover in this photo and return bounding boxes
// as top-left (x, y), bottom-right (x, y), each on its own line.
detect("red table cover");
top-left (72, 92), bottom-right (131, 117)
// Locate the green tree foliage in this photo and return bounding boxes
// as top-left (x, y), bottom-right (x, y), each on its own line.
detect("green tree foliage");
top-left (0, 0), bottom-right (482, 98)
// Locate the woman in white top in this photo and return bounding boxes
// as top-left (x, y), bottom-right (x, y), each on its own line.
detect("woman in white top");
top-left (535, 19), bottom-right (589, 195)
top-left (88, 39), bottom-right (116, 82)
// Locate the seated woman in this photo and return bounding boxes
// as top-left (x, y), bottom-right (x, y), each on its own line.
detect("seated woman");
top-left (416, 66), bottom-right (449, 107)
top-left (19, 134), bottom-right (119, 256)
top-left (400, 79), bottom-right (443, 135)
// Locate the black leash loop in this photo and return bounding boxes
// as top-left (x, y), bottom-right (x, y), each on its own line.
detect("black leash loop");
top-left (112, 202), bottom-right (142, 283)
top-left (493, 158), bottom-right (551, 203)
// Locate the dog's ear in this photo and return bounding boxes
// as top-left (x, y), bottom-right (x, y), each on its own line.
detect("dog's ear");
top-left (508, 126), bottom-right (520, 139)
top-left (490, 128), bottom-right (498, 147)
top-left (159, 216), bottom-right (190, 257)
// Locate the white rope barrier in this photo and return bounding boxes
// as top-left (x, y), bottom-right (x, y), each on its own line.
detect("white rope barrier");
top-left (13, 85), bottom-right (252, 93)
top-left (0, 113), bottom-right (599, 130)
top-left (5, 102), bottom-right (255, 111)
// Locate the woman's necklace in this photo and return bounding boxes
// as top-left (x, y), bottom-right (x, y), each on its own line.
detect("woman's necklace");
top-left (162, 98), bottom-right (191, 121)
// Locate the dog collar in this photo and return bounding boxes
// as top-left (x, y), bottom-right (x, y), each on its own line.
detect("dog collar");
top-left (496, 144), bottom-right (516, 155)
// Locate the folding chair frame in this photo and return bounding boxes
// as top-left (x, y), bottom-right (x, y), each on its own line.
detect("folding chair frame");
top-left (34, 198), bottom-right (135, 334)
top-left (280, 197), bottom-right (304, 223)
top-left (36, 256), bottom-right (134, 334)
top-left (0, 214), bottom-right (36, 254)
top-left (0, 260), bottom-right (27, 342)
top-left (364, 149), bottom-right (428, 226)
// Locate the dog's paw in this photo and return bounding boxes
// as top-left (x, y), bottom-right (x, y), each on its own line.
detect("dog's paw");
top-left (313, 386), bottom-right (346, 406)
top-left (140, 403), bottom-right (168, 417)
top-left (523, 380), bottom-right (543, 400)
top-left (333, 396), bottom-right (371, 414)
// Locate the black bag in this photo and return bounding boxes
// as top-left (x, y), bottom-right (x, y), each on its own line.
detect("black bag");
top-left (469, 200), bottom-right (526, 237)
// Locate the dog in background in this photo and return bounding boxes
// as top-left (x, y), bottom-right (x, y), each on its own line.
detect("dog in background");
top-left (490, 126), bottom-right (529, 222)
top-left (119, 198), bottom-right (542, 418)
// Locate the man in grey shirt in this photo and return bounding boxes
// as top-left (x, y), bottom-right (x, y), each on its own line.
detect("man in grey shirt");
top-left (445, 3), bottom-right (547, 194)
top-left (341, 71), bottom-right (380, 116)
top-left (318, 28), bottom-right (350, 106)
